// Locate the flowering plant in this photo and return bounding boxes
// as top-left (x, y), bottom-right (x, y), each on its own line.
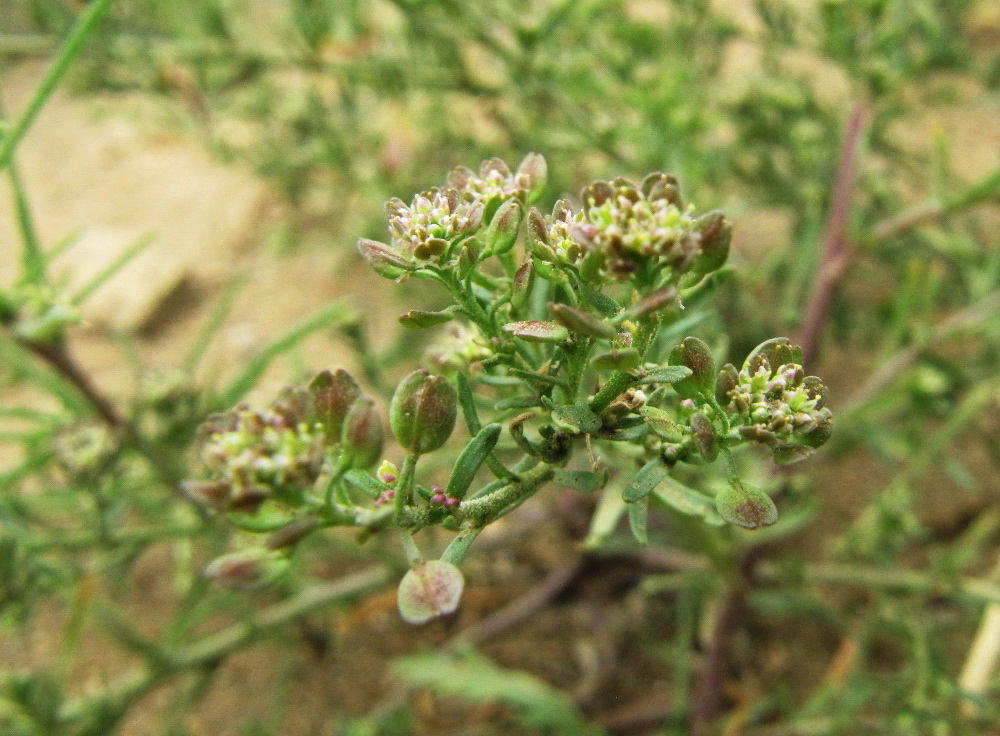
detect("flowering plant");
top-left (190, 154), bottom-right (832, 622)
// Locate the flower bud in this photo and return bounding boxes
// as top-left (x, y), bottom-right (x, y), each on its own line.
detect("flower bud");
top-left (669, 336), bottom-right (717, 400)
top-left (399, 309), bottom-right (454, 329)
top-left (511, 259), bottom-right (534, 311)
top-left (397, 559), bottom-right (465, 625)
top-left (265, 519), bottom-right (319, 550)
top-left (308, 369), bottom-right (361, 443)
top-left (181, 480), bottom-right (232, 509)
top-left (715, 363), bottom-right (739, 407)
top-left (357, 238), bottom-right (412, 279)
top-left (625, 285), bottom-right (679, 320)
top-left (551, 304), bottom-right (616, 339)
top-left (483, 198), bottom-right (523, 255)
top-left (640, 171), bottom-right (682, 206)
top-left (590, 347), bottom-right (641, 371)
top-left (515, 152), bottom-right (548, 203)
top-left (502, 320), bottom-right (569, 343)
top-left (692, 210), bottom-right (732, 275)
top-left (715, 480), bottom-right (778, 529)
top-left (340, 397), bottom-right (384, 469)
top-left (204, 549), bottom-right (290, 591)
top-left (690, 412), bottom-right (718, 462)
top-left (743, 337), bottom-right (802, 374)
top-left (390, 370), bottom-right (458, 455)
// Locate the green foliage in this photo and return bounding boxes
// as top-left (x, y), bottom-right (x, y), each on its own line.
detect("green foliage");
top-left (2, 0), bottom-right (1000, 734)
top-left (393, 650), bottom-right (602, 735)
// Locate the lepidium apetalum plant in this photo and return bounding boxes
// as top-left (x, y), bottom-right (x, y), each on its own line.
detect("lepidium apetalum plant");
top-left (189, 153), bottom-right (833, 622)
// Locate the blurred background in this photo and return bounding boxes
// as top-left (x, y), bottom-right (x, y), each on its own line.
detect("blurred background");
top-left (1, 1), bottom-right (1000, 734)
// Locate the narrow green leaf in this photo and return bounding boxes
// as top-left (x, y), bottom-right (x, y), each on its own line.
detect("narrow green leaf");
top-left (551, 403), bottom-right (601, 434)
top-left (393, 651), bottom-right (599, 735)
top-left (650, 477), bottom-right (724, 526)
top-left (446, 423), bottom-right (502, 500)
top-left (218, 301), bottom-right (354, 407)
top-left (622, 458), bottom-right (668, 502)
top-left (641, 365), bottom-right (693, 384)
top-left (627, 496), bottom-right (649, 545)
top-left (184, 273), bottom-right (248, 372)
top-left (585, 485), bottom-right (627, 548)
top-left (69, 233), bottom-right (156, 306)
top-left (553, 469), bottom-right (608, 492)
top-left (455, 371), bottom-right (482, 435)
top-left (343, 468), bottom-right (388, 500)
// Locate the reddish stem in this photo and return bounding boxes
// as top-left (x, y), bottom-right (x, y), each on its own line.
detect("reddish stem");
top-left (797, 105), bottom-right (868, 365)
top-left (27, 340), bottom-right (124, 428)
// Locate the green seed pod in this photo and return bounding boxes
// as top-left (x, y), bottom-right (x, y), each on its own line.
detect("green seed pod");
top-left (397, 559), bottom-right (465, 625)
top-left (390, 370), bottom-right (458, 455)
top-left (715, 480), bottom-right (778, 529)
top-left (669, 336), bottom-right (717, 400)
top-left (309, 369), bottom-right (361, 443)
top-left (798, 417), bottom-right (833, 448)
top-left (340, 397), bottom-right (384, 469)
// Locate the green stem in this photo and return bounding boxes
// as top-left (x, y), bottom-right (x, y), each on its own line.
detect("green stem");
top-left (589, 316), bottom-right (662, 413)
top-left (440, 526), bottom-right (484, 565)
top-left (560, 338), bottom-right (591, 404)
top-left (0, 97), bottom-right (44, 283)
top-left (399, 530), bottom-right (423, 564)
top-left (443, 271), bottom-right (494, 335)
top-left (0, 0), bottom-right (116, 170)
top-left (394, 453), bottom-right (418, 519)
top-left (456, 463), bottom-right (555, 524)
